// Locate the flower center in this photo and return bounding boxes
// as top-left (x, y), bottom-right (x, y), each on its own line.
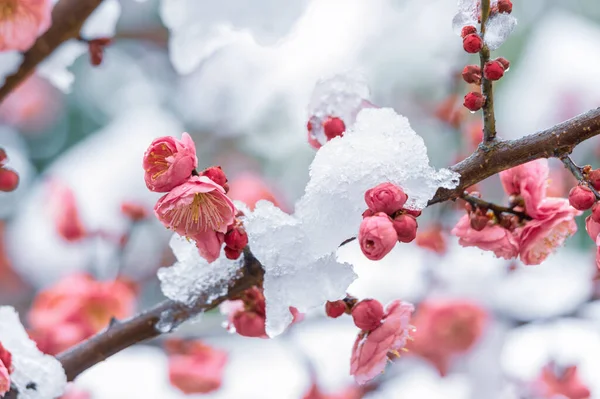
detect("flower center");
top-left (167, 192), bottom-right (229, 234)
top-left (0, 0), bottom-right (18, 20)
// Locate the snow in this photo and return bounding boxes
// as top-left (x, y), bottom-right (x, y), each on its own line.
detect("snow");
top-left (157, 234), bottom-right (244, 307)
top-left (0, 52), bottom-right (22, 86)
top-left (484, 13), bottom-right (517, 51)
top-left (0, 307), bottom-right (66, 399)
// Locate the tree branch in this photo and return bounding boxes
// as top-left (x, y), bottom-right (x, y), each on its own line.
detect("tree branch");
top-left (479, 0), bottom-right (497, 143)
top-left (0, 0), bottom-right (105, 103)
top-left (461, 192), bottom-right (530, 221)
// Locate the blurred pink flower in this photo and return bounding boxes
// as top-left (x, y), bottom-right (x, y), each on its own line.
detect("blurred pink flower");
top-left (143, 133), bottom-right (198, 192)
top-left (364, 182), bottom-right (407, 215)
top-left (358, 213), bottom-right (397, 261)
top-left (120, 201), bottom-right (149, 222)
top-left (534, 363), bottom-right (591, 399)
top-left (59, 384), bottom-right (91, 399)
top-left (0, 342), bottom-right (11, 396)
top-left (302, 382), bottom-right (362, 399)
top-left (350, 300), bottom-right (414, 385)
top-left (154, 176), bottom-right (235, 238)
top-left (416, 225), bottom-right (447, 255)
top-left (28, 273), bottom-right (137, 355)
top-left (499, 159), bottom-right (548, 218)
top-left (451, 214), bottom-right (519, 259)
top-left (166, 339), bottom-right (227, 395)
top-left (48, 180), bottom-right (86, 242)
top-left (407, 299), bottom-right (488, 376)
top-left (518, 198), bottom-right (580, 265)
top-left (0, 0), bottom-right (52, 51)
top-left (227, 172), bottom-right (287, 211)
top-left (585, 216), bottom-right (600, 269)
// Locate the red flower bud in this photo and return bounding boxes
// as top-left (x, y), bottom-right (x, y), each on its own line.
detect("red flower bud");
top-left (224, 226), bottom-right (248, 251)
top-left (325, 300), bottom-right (347, 318)
top-left (0, 149), bottom-right (6, 165)
top-left (461, 26), bottom-right (477, 39)
top-left (469, 211), bottom-right (489, 231)
top-left (404, 209), bottom-right (422, 218)
top-left (592, 202), bottom-right (600, 224)
top-left (463, 92), bottom-right (485, 112)
top-left (588, 169), bottom-right (600, 190)
top-left (201, 166), bottom-right (228, 187)
top-left (322, 117), bottom-right (346, 140)
top-left (351, 299), bottom-right (384, 331)
top-left (569, 185), bottom-right (596, 211)
top-left (494, 57), bottom-right (510, 71)
top-left (393, 214), bottom-right (418, 243)
top-left (498, 0), bottom-right (513, 14)
top-left (463, 33), bottom-right (483, 54)
top-left (0, 168), bottom-right (19, 192)
top-left (462, 64), bottom-right (482, 85)
top-left (483, 60), bottom-right (505, 81)
top-left (224, 246), bottom-right (242, 260)
top-left (362, 209), bottom-right (375, 218)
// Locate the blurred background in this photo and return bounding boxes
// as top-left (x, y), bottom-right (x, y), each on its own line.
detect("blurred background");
top-left (2, 0), bottom-right (600, 398)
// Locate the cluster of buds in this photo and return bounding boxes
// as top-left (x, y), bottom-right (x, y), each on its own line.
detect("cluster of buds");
top-left (223, 214), bottom-right (248, 260)
top-left (324, 295), bottom-right (358, 319)
top-left (569, 167), bottom-right (600, 216)
top-left (359, 183), bottom-right (420, 261)
top-left (0, 148), bottom-right (19, 192)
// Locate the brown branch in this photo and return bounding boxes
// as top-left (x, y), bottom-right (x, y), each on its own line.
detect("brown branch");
top-left (461, 192), bottom-right (530, 221)
top-left (560, 155), bottom-right (600, 199)
top-left (0, 0), bottom-right (105, 103)
top-left (429, 107), bottom-right (600, 205)
top-left (479, 0), bottom-right (497, 143)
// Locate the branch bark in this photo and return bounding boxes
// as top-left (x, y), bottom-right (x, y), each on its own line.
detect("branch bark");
top-left (479, 0), bottom-right (497, 143)
top-left (0, 0), bottom-right (105, 103)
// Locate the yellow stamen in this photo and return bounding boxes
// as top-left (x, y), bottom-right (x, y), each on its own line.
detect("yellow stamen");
top-left (0, 0), bottom-right (18, 20)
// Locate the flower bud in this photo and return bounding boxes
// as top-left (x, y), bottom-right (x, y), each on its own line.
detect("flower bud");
top-left (483, 60), bottom-right (505, 81)
top-left (592, 202), bottom-right (600, 224)
top-left (463, 33), bottom-right (483, 54)
top-left (364, 182), bottom-right (408, 215)
top-left (469, 210), bottom-right (489, 231)
top-left (498, 0), bottom-right (512, 14)
top-left (498, 213), bottom-right (519, 231)
top-left (322, 117), bottom-right (346, 140)
top-left (351, 299), bottom-right (384, 331)
top-left (325, 300), bottom-right (347, 318)
top-left (201, 166), bottom-right (228, 187)
top-left (461, 26), bottom-right (477, 38)
top-left (404, 209), bottom-right (422, 218)
top-left (0, 168), bottom-right (19, 192)
top-left (588, 169), bottom-right (600, 190)
top-left (0, 342), bottom-right (12, 373)
top-left (224, 225), bottom-right (248, 251)
top-left (495, 57), bottom-right (510, 71)
top-left (224, 246), bottom-right (242, 260)
top-left (359, 214), bottom-right (398, 260)
top-left (462, 65), bottom-right (482, 85)
top-left (463, 92), bottom-right (485, 112)
top-left (569, 185), bottom-right (596, 211)
top-left (0, 149), bottom-right (6, 165)
top-left (393, 214), bottom-right (418, 243)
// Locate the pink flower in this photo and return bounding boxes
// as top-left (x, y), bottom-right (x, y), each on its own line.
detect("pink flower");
top-left (585, 216), bottom-right (600, 269)
top-left (358, 214), bottom-right (398, 260)
top-left (47, 180), bottom-right (86, 242)
top-left (416, 225), bottom-right (447, 254)
top-left (166, 339), bottom-right (227, 394)
top-left (143, 133), bottom-right (198, 192)
top-left (59, 385), bottom-right (91, 399)
top-left (364, 183), bottom-right (408, 215)
top-left (499, 159), bottom-right (549, 218)
top-left (0, 342), bottom-right (11, 396)
top-left (302, 383), bottom-right (362, 399)
top-left (154, 176), bottom-right (235, 238)
top-left (325, 300), bottom-right (347, 318)
top-left (0, 0), bottom-right (52, 51)
top-left (518, 198), bottom-right (580, 265)
top-left (350, 300), bottom-right (414, 385)
top-left (227, 172), bottom-right (287, 211)
top-left (393, 214), bottom-right (418, 243)
top-left (351, 299), bottom-right (384, 331)
top-left (534, 363), bottom-right (591, 399)
top-left (451, 214), bottom-right (520, 260)
top-left (191, 230), bottom-right (225, 263)
top-left (120, 201), bottom-right (149, 222)
top-left (28, 273), bottom-right (136, 355)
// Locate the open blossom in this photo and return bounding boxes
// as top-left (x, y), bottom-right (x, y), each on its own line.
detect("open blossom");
top-left (154, 176), bottom-right (236, 237)
top-left (451, 214), bottom-right (519, 259)
top-left (350, 300), bottom-right (414, 385)
top-left (534, 363), bottom-right (591, 399)
top-left (358, 213), bottom-right (397, 260)
top-left (143, 133), bottom-right (198, 192)
top-left (166, 339), bottom-right (227, 394)
top-left (407, 300), bottom-right (488, 376)
top-left (0, 342), bottom-right (11, 396)
top-left (28, 273), bottom-right (136, 355)
top-left (499, 159), bottom-right (549, 218)
top-left (0, 0), bottom-right (52, 51)
top-left (518, 198), bottom-right (580, 265)
top-left (48, 180), bottom-right (86, 242)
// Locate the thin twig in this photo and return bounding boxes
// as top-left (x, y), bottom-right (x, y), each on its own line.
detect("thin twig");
top-left (560, 155), bottom-right (600, 199)
top-left (461, 192), bottom-right (531, 221)
top-left (479, 0), bottom-right (497, 143)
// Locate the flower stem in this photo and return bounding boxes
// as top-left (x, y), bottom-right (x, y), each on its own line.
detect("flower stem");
top-left (461, 192), bottom-right (531, 221)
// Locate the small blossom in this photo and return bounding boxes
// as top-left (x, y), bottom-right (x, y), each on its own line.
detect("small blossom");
top-left (393, 214), bottom-right (418, 243)
top-left (518, 198), bottom-right (580, 265)
top-left (322, 117), bottom-right (346, 141)
top-left (483, 60), bottom-right (505, 81)
top-left (462, 64), bottom-right (482, 85)
top-left (166, 339), bottom-right (227, 394)
top-left (200, 166), bottom-right (228, 187)
top-left (48, 180), bottom-right (86, 242)
top-left (120, 201), bottom-right (149, 222)
top-left (325, 300), bottom-right (347, 318)
top-left (452, 214), bottom-right (520, 260)
top-left (143, 133), bottom-right (198, 192)
top-left (500, 159), bottom-right (549, 218)
top-left (568, 185), bottom-right (596, 211)
top-left (461, 25), bottom-right (477, 38)
top-left (364, 183), bottom-right (408, 215)
top-left (498, 0), bottom-right (513, 14)
top-left (463, 33), bottom-right (483, 53)
top-left (463, 92), bottom-right (484, 111)
top-left (534, 363), bottom-right (590, 399)
top-left (0, 0), bottom-right (52, 52)
top-left (154, 176), bottom-right (236, 238)
top-left (351, 299), bottom-right (384, 331)
top-left (350, 300), bottom-right (414, 385)
top-left (359, 214), bottom-right (398, 260)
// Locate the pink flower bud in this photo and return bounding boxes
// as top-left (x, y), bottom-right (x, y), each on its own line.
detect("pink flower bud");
top-left (569, 185), bottom-right (596, 211)
top-left (404, 209), bottom-right (422, 218)
top-left (364, 182), bottom-right (408, 215)
top-left (592, 203), bottom-right (600, 224)
top-left (588, 169), bottom-right (600, 190)
top-left (495, 57), bottom-right (510, 71)
top-left (0, 168), bottom-right (19, 192)
top-left (232, 312), bottom-right (267, 338)
top-left (224, 225), bottom-right (248, 251)
top-left (498, 0), bottom-right (512, 13)
top-left (201, 166), bottom-right (228, 187)
top-left (393, 214), bottom-right (418, 243)
top-left (143, 133), bottom-right (198, 192)
top-left (463, 92), bottom-right (484, 112)
top-left (469, 210), bottom-right (489, 231)
top-left (362, 209), bottom-right (375, 218)
top-left (325, 300), bottom-right (347, 318)
top-left (322, 117), bottom-right (346, 140)
top-left (483, 60), bottom-right (505, 81)
top-left (351, 299), bottom-right (384, 331)
top-left (359, 214), bottom-right (398, 260)
top-left (120, 201), bottom-right (149, 222)
top-left (463, 34), bottom-right (483, 54)
top-left (462, 65), bottom-right (482, 85)
top-left (461, 26), bottom-right (477, 38)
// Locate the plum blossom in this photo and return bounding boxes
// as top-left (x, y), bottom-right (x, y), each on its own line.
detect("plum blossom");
top-left (416, 225), bottom-right (447, 255)
top-left (499, 159), bottom-right (548, 219)
top-left (350, 300), bottom-right (414, 385)
top-left (0, 342), bottom-right (11, 396)
top-left (47, 180), bottom-right (86, 242)
top-left (533, 363), bottom-right (591, 399)
top-left (143, 133), bottom-right (198, 192)
top-left (28, 273), bottom-right (136, 355)
top-left (0, 0), bottom-right (52, 52)
top-left (451, 214), bottom-right (519, 260)
top-left (165, 339), bottom-right (227, 395)
top-left (358, 213), bottom-right (397, 261)
top-left (227, 172), bottom-right (287, 211)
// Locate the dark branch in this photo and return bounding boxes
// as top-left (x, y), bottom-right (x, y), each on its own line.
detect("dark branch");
top-left (461, 192), bottom-right (530, 221)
